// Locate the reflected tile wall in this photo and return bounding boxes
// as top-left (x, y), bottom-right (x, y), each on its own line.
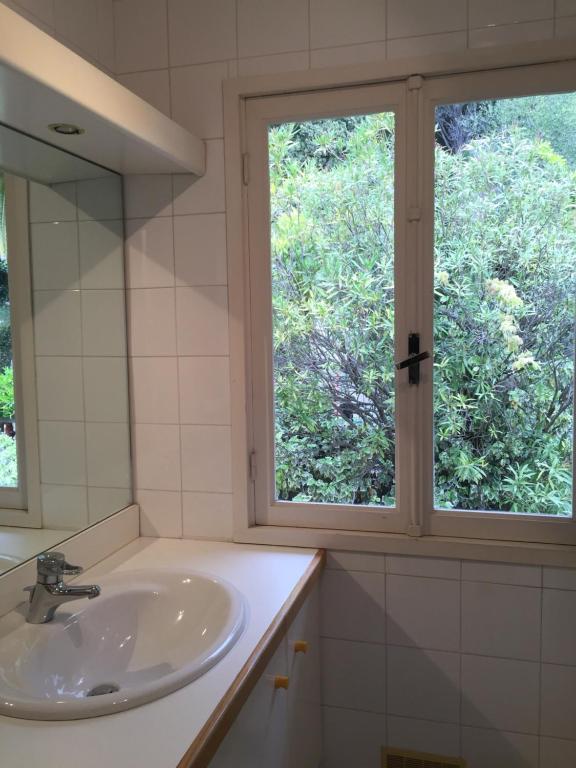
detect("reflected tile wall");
top-left (30, 178), bottom-right (131, 530)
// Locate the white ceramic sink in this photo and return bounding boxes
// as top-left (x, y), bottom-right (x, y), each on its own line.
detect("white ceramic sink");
top-left (0, 569), bottom-right (246, 720)
top-left (0, 554), bottom-right (20, 571)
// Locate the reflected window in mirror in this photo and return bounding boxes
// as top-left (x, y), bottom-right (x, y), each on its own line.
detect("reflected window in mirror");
top-left (0, 121), bottom-right (132, 577)
top-left (0, 173), bottom-right (24, 500)
top-left (0, 176), bottom-right (17, 485)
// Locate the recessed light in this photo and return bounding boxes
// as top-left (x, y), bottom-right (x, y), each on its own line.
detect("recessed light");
top-left (48, 123), bottom-right (85, 136)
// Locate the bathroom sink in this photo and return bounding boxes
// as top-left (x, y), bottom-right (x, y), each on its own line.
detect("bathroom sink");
top-left (0, 554), bottom-right (20, 571)
top-left (0, 569), bottom-right (246, 720)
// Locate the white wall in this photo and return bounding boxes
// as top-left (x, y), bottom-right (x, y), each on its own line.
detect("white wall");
top-left (113, 0), bottom-right (576, 541)
top-left (0, 0), bottom-right (115, 74)
top-left (321, 551), bottom-right (576, 767)
top-left (29, 178), bottom-right (131, 531)
top-left (112, 3), bottom-right (576, 766)
top-left (6, 2), bottom-right (569, 765)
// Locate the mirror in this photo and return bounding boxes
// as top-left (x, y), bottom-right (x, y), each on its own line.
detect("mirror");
top-left (0, 122), bottom-right (131, 576)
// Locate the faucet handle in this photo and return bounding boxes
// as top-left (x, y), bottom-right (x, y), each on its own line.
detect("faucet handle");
top-left (62, 562), bottom-right (83, 576)
top-left (36, 552), bottom-right (82, 584)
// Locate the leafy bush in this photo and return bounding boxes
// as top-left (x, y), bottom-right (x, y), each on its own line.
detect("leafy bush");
top-left (0, 365), bottom-right (15, 420)
top-left (270, 101), bottom-right (574, 515)
top-left (0, 432), bottom-right (17, 487)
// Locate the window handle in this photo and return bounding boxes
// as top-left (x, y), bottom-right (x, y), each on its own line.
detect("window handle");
top-left (395, 333), bottom-right (431, 385)
top-left (395, 351), bottom-right (430, 370)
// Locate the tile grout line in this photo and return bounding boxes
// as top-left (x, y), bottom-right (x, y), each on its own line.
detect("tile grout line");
top-left (383, 559), bottom-right (388, 747)
top-left (458, 558), bottom-right (463, 756)
top-left (71, 182), bottom-right (90, 527)
top-left (307, 0), bottom-right (311, 69)
top-left (318, 633), bottom-right (571, 668)
top-left (321, 704), bottom-right (557, 742)
top-left (537, 565), bottom-right (544, 767)
top-left (171, 192), bottom-right (184, 537)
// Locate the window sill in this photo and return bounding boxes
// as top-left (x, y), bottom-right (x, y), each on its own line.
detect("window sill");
top-left (233, 523), bottom-right (576, 568)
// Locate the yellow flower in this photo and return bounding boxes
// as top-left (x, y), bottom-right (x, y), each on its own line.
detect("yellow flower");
top-left (512, 352), bottom-right (540, 371)
top-left (486, 278), bottom-right (523, 308)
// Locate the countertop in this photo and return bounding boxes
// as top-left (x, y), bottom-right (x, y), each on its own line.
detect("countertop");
top-left (0, 537), bottom-right (321, 768)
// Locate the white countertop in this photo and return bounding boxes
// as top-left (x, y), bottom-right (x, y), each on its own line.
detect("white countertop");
top-left (0, 537), bottom-right (318, 768)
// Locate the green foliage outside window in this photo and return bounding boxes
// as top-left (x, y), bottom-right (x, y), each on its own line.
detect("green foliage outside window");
top-left (0, 174), bottom-right (16, 488)
top-left (0, 432), bottom-right (17, 487)
top-left (270, 95), bottom-right (575, 515)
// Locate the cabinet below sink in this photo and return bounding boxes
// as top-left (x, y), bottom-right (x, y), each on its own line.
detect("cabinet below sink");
top-left (206, 584), bottom-right (321, 768)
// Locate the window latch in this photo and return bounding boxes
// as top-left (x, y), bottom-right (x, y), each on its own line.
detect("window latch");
top-left (395, 333), bottom-right (431, 385)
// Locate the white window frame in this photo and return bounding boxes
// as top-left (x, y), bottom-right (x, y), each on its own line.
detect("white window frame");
top-left (421, 62), bottom-right (576, 545)
top-left (246, 82), bottom-right (415, 535)
top-left (224, 40), bottom-right (576, 564)
top-left (0, 175), bottom-right (41, 526)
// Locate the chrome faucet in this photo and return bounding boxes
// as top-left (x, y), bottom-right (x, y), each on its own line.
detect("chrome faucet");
top-left (25, 552), bottom-right (101, 624)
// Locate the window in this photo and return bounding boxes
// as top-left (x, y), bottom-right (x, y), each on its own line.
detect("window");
top-left (0, 175), bottom-right (18, 489)
top-left (0, 174), bottom-right (39, 522)
top-left (242, 61), bottom-right (576, 545)
top-left (0, 174), bottom-right (25, 508)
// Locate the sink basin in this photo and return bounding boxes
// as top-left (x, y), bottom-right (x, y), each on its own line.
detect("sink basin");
top-left (0, 554), bottom-right (21, 571)
top-left (0, 569), bottom-right (246, 720)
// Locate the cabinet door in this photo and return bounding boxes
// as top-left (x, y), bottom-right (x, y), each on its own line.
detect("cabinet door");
top-left (286, 585), bottom-right (322, 768)
top-left (209, 587), bottom-right (321, 768)
top-left (209, 637), bottom-right (289, 768)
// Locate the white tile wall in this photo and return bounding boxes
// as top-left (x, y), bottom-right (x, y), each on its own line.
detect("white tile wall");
top-left (126, 218), bottom-right (175, 289)
top-left (322, 706), bottom-right (384, 768)
top-left (469, 0), bottom-right (553, 28)
top-left (321, 569), bottom-right (386, 643)
top-left (170, 62), bottom-right (228, 139)
top-left (30, 222), bottom-right (79, 290)
top-left (310, 0), bottom-right (387, 49)
top-left (237, 0), bottom-right (309, 58)
top-left (29, 179), bottom-right (131, 531)
top-left (182, 491), bottom-right (233, 540)
top-left (112, 0), bottom-right (576, 544)
top-left (461, 727), bottom-right (539, 768)
top-left (388, 0), bottom-right (467, 39)
top-left (117, 70), bottom-right (171, 116)
top-left (320, 552), bottom-right (576, 765)
top-left (386, 574), bottom-right (460, 651)
top-left (1, 0), bottom-right (115, 73)
top-left (113, 0), bottom-right (168, 73)
top-left (387, 645), bottom-right (460, 723)
top-left (540, 664), bottom-right (576, 739)
top-left (322, 637), bottom-right (386, 712)
top-left (469, 20), bottom-right (554, 49)
top-left (24, 3), bottom-right (576, 764)
top-left (387, 716), bottom-right (459, 757)
top-left (461, 582), bottom-right (541, 661)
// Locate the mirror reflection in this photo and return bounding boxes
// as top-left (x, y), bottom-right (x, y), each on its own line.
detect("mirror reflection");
top-left (0, 123), bottom-right (131, 576)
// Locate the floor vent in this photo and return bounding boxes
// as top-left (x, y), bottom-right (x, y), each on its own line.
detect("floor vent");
top-left (382, 747), bottom-right (465, 768)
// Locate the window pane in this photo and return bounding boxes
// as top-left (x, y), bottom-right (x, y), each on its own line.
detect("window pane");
top-left (434, 94), bottom-right (575, 515)
top-left (0, 176), bottom-right (18, 488)
top-left (269, 114), bottom-right (396, 506)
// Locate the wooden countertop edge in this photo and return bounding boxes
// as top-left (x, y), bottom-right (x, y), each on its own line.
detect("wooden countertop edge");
top-left (176, 548), bottom-right (326, 768)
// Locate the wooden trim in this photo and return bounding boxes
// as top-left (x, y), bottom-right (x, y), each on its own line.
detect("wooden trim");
top-left (176, 549), bottom-right (326, 768)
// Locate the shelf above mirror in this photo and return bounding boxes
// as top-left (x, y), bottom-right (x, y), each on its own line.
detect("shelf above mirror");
top-left (0, 4), bottom-right (205, 179)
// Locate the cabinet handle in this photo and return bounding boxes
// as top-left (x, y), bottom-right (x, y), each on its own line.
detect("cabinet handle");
top-left (274, 675), bottom-right (289, 690)
top-left (294, 640), bottom-right (309, 654)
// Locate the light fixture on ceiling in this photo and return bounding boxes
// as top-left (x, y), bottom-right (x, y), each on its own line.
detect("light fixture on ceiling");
top-left (48, 123), bottom-right (85, 135)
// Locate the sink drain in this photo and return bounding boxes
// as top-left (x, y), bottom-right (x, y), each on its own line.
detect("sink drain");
top-left (87, 683), bottom-right (120, 697)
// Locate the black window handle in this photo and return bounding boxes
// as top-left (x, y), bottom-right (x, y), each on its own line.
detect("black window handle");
top-left (395, 333), bottom-right (431, 384)
top-left (395, 351), bottom-right (430, 370)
